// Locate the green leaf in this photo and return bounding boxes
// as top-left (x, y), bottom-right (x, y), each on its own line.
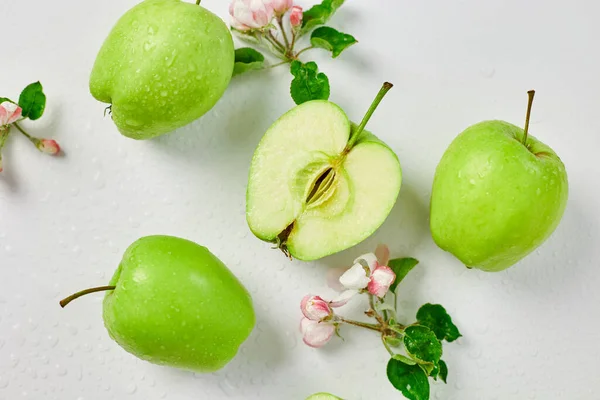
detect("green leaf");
top-left (289, 60), bottom-right (330, 105)
top-left (301, 0), bottom-right (345, 34)
top-left (233, 48), bottom-right (265, 76)
top-left (438, 359), bottom-right (448, 383)
top-left (388, 257), bottom-right (419, 292)
top-left (0, 97), bottom-right (15, 104)
top-left (416, 303), bottom-right (462, 342)
top-left (392, 354), bottom-right (417, 365)
top-left (18, 82), bottom-right (46, 120)
top-left (385, 335), bottom-right (403, 348)
top-left (387, 358), bottom-right (430, 400)
top-left (403, 325), bottom-right (442, 364)
top-left (310, 26), bottom-right (357, 58)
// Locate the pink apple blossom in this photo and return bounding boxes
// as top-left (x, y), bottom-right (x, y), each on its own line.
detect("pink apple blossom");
top-left (37, 139), bottom-right (60, 155)
top-left (301, 295), bottom-right (333, 321)
top-left (229, 0), bottom-right (274, 31)
top-left (367, 265), bottom-right (396, 298)
top-left (300, 317), bottom-right (336, 348)
top-left (267, 0), bottom-right (293, 14)
top-left (0, 101), bottom-right (22, 127)
top-left (330, 245), bottom-right (396, 301)
top-left (289, 5), bottom-right (303, 28)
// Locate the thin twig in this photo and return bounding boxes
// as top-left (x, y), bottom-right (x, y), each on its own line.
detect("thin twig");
top-left (276, 16), bottom-right (291, 53)
top-left (295, 46), bottom-right (315, 58)
top-left (381, 335), bottom-right (395, 356)
top-left (339, 317), bottom-right (381, 332)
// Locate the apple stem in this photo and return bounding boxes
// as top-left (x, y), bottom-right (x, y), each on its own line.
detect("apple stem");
top-left (345, 82), bottom-right (394, 151)
top-left (195, 0), bottom-right (201, 5)
top-left (59, 285), bottom-right (116, 308)
top-left (522, 90), bottom-right (535, 146)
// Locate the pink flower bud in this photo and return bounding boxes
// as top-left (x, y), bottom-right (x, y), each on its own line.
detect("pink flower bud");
top-left (0, 101), bottom-right (22, 127)
top-left (37, 139), bottom-right (60, 155)
top-left (301, 295), bottom-right (333, 321)
top-left (268, 0), bottom-right (293, 14)
top-left (300, 317), bottom-right (335, 348)
top-left (229, 0), bottom-right (274, 31)
top-left (290, 5), bottom-right (303, 28)
top-left (367, 265), bottom-right (396, 298)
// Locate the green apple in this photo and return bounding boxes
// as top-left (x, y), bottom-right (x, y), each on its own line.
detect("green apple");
top-left (306, 394), bottom-right (343, 400)
top-left (246, 83), bottom-right (401, 261)
top-left (90, 0), bottom-right (234, 139)
top-left (60, 235), bottom-right (255, 372)
top-left (430, 91), bottom-right (568, 272)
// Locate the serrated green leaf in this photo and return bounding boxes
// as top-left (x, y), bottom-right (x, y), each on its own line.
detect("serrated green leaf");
top-left (233, 48), bottom-right (265, 76)
top-left (388, 257), bottom-right (419, 292)
top-left (416, 303), bottom-right (462, 342)
top-left (301, 0), bottom-right (345, 34)
top-left (18, 82), bottom-right (46, 120)
top-left (387, 358), bottom-right (430, 400)
top-left (289, 60), bottom-right (330, 105)
top-left (438, 359), bottom-right (448, 383)
top-left (310, 26), bottom-right (357, 58)
top-left (403, 325), bottom-right (442, 364)
top-left (392, 354), bottom-right (417, 365)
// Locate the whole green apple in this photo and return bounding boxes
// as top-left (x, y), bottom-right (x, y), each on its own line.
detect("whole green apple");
top-left (60, 235), bottom-right (255, 372)
top-left (90, 0), bottom-right (234, 139)
top-left (306, 393), bottom-right (343, 400)
top-left (430, 91), bottom-right (568, 272)
top-left (246, 83), bottom-right (401, 261)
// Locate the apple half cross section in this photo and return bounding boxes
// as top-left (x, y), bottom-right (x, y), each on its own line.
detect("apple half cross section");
top-left (247, 83), bottom-right (401, 261)
top-left (430, 91), bottom-right (568, 272)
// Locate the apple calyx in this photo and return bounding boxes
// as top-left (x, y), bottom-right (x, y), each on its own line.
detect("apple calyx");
top-left (59, 285), bottom-right (116, 308)
top-left (522, 89), bottom-right (536, 147)
top-left (343, 82), bottom-right (394, 154)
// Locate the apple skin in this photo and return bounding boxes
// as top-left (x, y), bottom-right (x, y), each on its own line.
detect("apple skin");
top-left (102, 235), bottom-right (255, 372)
top-left (430, 120), bottom-right (568, 272)
top-left (90, 0), bottom-right (234, 139)
top-left (306, 393), bottom-right (342, 400)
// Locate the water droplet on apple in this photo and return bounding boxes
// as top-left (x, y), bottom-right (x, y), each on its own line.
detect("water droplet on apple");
top-left (160, 90), bottom-right (168, 97)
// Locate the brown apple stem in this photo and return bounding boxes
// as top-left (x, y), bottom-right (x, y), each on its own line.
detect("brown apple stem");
top-left (59, 286), bottom-right (116, 308)
top-left (523, 90), bottom-right (535, 146)
top-left (345, 82), bottom-right (394, 151)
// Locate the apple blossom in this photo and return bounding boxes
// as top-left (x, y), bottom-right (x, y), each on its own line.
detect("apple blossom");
top-left (301, 295), bottom-right (333, 321)
top-left (267, 0), bottom-right (293, 15)
top-left (300, 317), bottom-right (335, 348)
top-left (0, 101), bottom-right (22, 128)
top-left (229, 0), bottom-right (274, 31)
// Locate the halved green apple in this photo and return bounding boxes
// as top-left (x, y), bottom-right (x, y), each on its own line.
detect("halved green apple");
top-left (247, 83), bottom-right (401, 261)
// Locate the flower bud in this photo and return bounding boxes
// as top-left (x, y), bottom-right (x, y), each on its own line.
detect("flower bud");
top-left (289, 5), bottom-right (303, 28)
top-left (300, 317), bottom-right (335, 348)
top-left (367, 265), bottom-right (396, 298)
top-left (268, 0), bottom-right (293, 15)
top-left (37, 139), bottom-right (60, 155)
top-left (301, 295), bottom-right (333, 321)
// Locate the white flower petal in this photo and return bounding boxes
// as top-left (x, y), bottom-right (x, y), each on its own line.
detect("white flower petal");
top-left (339, 262), bottom-right (370, 290)
top-left (354, 252), bottom-right (379, 272)
top-left (329, 290), bottom-right (358, 307)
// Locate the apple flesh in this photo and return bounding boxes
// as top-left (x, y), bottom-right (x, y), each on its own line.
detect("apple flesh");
top-left (430, 95), bottom-right (568, 272)
top-left (61, 235), bottom-right (255, 372)
top-left (90, 0), bottom-right (234, 139)
top-left (246, 84), bottom-right (401, 261)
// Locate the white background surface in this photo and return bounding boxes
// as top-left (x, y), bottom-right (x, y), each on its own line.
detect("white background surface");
top-left (2, 0), bottom-right (600, 399)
